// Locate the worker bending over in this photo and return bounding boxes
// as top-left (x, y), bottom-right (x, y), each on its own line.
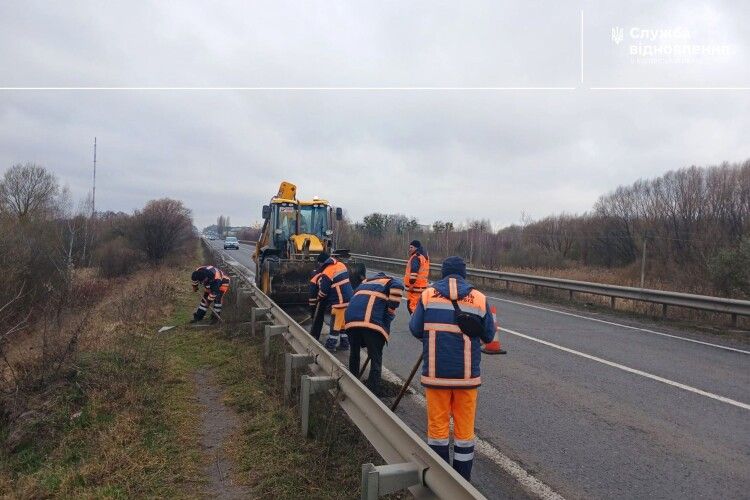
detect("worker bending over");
top-left (344, 272), bottom-right (404, 395)
top-left (409, 256), bottom-right (495, 481)
top-left (191, 265), bottom-right (231, 324)
top-left (309, 252), bottom-right (353, 351)
top-left (404, 240), bottom-right (430, 314)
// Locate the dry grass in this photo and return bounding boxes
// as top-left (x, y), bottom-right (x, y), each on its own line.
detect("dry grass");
top-left (0, 258), bottom-right (203, 498)
top-left (2, 243), bottom-right (400, 499)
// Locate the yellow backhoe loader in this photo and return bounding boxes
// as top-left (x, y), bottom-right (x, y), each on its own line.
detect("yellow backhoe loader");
top-left (253, 181), bottom-right (365, 305)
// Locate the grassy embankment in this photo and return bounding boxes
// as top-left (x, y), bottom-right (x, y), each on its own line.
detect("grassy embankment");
top-left (1, 245), bottom-right (394, 498)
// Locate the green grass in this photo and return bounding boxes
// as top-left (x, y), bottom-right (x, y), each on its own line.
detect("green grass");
top-left (158, 322), bottom-right (392, 499)
top-left (155, 246), bottom-right (399, 498)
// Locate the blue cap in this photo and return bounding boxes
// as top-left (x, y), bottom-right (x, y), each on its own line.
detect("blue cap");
top-left (441, 256), bottom-right (466, 278)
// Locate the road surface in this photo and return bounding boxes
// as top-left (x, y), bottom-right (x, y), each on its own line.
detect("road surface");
top-left (209, 240), bottom-right (750, 499)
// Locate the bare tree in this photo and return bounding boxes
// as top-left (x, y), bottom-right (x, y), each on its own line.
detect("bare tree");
top-left (217, 215), bottom-right (227, 237)
top-left (131, 198), bottom-right (194, 262)
top-left (0, 163), bottom-right (59, 220)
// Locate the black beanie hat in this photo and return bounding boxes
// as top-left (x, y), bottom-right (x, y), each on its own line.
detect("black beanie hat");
top-left (410, 240), bottom-right (421, 248)
top-left (317, 252), bottom-right (330, 263)
top-left (441, 256), bottom-right (466, 278)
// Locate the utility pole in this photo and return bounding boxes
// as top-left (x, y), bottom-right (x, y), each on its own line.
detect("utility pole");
top-left (92, 137), bottom-right (97, 217)
top-left (640, 231), bottom-right (650, 288)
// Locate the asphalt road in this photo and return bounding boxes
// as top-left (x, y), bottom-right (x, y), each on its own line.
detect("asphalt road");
top-left (209, 240), bottom-right (750, 500)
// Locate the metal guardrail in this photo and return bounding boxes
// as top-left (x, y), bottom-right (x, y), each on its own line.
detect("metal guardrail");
top-left (204, 240), bottom-right (485, 499)
top-left (350, 253), bottom-right (750, 326)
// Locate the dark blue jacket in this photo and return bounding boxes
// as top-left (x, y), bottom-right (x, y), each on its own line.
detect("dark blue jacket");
top-left (309, 257), bottom-right (353, 310)
top-left (409, 246), bottom-right (428, 275)
top-left (409, 275), bottom-right (494, 389)
top-left (193, 266), bottom-right (230, 297)
top-left (345, 273), bottom-right (404, 340)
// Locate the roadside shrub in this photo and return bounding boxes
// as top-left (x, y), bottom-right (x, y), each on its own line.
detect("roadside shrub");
top-left (95, 238), bottom-right (142, 278)
top-left (129, 199), bottom-right (194, 263)
top-left (708, 238), bottom-right (750, 297)
top-left (236, 226), bottom-right (261, 241)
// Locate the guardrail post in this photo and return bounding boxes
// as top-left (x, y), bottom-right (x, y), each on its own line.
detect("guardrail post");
top-left (238, 287), bottom-right (252, 299)
top-left (360, 463), bottom-right (425, 500)
top-left (284, 353), bottom-right (315, 401)
top-left (610, 296), bottom-right (616, 309)
top-left (251, 307), bottom-right (272, 335)
top-left (300, 375), bottom-right (337, 437)
top-left (662, 304), bottom-right (668, 318)
top-left (236, 287), bottom-right (253, 313)
top-left (264, 325), bottom-right (287, 359)
top-left (569, 290), bottom-right (574, 300)
top-left (731, 313), bottom-right (738, 328)
top-left (505, 280), bottom-right (510, 290)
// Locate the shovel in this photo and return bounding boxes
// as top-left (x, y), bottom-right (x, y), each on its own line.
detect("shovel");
top-left (390, 353), bottom-right (423, 411)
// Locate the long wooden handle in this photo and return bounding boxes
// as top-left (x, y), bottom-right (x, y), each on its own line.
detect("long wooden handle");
top-left (358, 355), bottom-right (371, 378)
top-left (391, 353), bottom-right (423, 411)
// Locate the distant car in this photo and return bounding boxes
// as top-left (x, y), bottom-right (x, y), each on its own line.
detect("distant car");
top-left (224, 236), bottom-right (239, 250)
top-left (207, 234), bottom-right (216, 240)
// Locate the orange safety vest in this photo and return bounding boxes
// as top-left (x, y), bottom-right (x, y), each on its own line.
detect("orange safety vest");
top-left (419, 281), bottom-right (487, 389)
top-left (404, 253), bottom-right (430, 292)
top-left (197, 266), bottom-right (230, 296)
top-left (318, 258), bottom-right (353, 308)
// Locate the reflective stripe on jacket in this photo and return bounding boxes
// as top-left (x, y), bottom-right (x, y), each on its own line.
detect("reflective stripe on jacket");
top-left (409, 276), bottom-right (495, 389)
top-left (308, 271), bottom-right (323, 307)
top-left (194, 265), bottom-right (230, 298)
top-left (404, 250), bottom-right (430, 292)
top-left (313, 257), bottom-right (353, 309)
top-left (344, 273), bottom-right (404, 340)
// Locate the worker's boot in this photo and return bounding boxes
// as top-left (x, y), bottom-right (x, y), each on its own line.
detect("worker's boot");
top-left (189, 311), bottom-right (203, 324)
top-left (324, 335), bottom-right (338, 352)
top-left (365, 380), bottom-right (383, 397)
top-left (337, 334), bottom-right (350, 351)
top-left (209, 314), bottom-right (220, 325)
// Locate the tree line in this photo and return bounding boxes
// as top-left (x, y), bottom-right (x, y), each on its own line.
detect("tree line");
top-left (339, 160), bottom-right (750, 297)
top-left (0, 162), bottom-right (196, 380)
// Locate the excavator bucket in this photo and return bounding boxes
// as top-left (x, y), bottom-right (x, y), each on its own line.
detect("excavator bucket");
top-left (261, 259), bottom-right (316, 305)
top-left (258, 257), bottom-right (366, 306)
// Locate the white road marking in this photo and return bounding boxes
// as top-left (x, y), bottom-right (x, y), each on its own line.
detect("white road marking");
top-left (225, 255), bottom-right (747, 494)
top-left (488, 295), bottom-right (749, 355)
top-left (380, 365), bottom-right (565, 500)
top-left (366, 266), bottom-right (748, 355)
top-left (502, 327), bottom-right (750, 411)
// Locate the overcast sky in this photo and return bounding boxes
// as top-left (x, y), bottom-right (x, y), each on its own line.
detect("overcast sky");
top-left (1, 0), bottom-right (749, 229)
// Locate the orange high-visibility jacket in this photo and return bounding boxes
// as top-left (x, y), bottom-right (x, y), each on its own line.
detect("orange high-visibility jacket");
top-left (310, 257), bottom-right (353, 309)
top-left (409, 276), bottom-right (495, 389)
top-left (404, 250), bottom-right (430, 291)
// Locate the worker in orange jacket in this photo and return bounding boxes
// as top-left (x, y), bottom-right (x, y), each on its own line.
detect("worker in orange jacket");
top-left (309, 252), bottom-right (354, 351)
top-left (404, 240), bottom-right (430, 314)
top-left (409, 256), bottom-right (495, 481)
top-left (190, 265), bottom-right (230, 324)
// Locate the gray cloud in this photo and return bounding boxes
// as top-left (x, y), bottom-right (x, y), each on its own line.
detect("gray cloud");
top-left (1, 0), bottom-right (749, 229)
